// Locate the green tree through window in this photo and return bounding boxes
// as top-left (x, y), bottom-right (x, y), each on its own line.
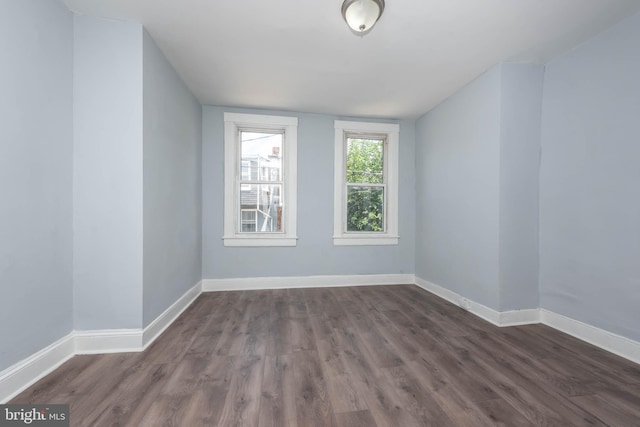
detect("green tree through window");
top-left (346, 137), bottom-right (385, 232)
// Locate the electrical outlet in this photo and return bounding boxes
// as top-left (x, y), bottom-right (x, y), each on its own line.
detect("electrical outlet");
top-left (459, 298), bottom-right (471, 311)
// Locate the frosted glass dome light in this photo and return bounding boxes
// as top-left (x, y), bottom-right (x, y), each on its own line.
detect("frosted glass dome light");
top-left (341, 0), bottom-right (385, 35)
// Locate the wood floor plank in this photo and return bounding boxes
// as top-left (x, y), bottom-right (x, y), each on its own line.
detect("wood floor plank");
top-left (213, 292), bottom-right (252, 356)
top-left (179, 388), bottom-right (227, 426)
top-left (521, 324), bottom-right (640, 385)
top-left (423, 346), bottom-right (502, 404)
top-left (572, 393), bottom-right (640, 426)
top-left (185, 296), bottom-right (240, 359)
top-left (289, 315), bottom-right (317, 354)
top-left (465, 331), bottom-right (611, 416)
top-left (467, 330), bottom-right (601, 397)
top-left (330, 326), bottom-right (422, 427)
top-left (406, 358), bottom-right (497, 427)
top-left (259, 355), bottom-right (296, 427)
top-left (87, 363), bottom-right (170, 426)
top-left (380, 364), bottom-right (455, 426)
top-left (339, 299), bottom-right (404, 369)
top-left (266, 290), bottom-right (302, 356)
top-left (455, 335), bottom-right (604, 426)
top-left (287, 288), bottom-right (309, 318)
top-left (390, 286), bottom-right (476, 337)
top-left (217, 354), bottom-right (264, 426)
top-left (473, 398), bottom-right (533, 427)
top-left (266, 316), bottom-right (292, 356)
top-left (180, 355), bottom-right (236, 426)
top-left (292, 350), bottom-right (337, 427)
top-left (9, 285), bottom-right (640, 426)
top-left (241, 290), bottom-right (271, 356)
top-left (304, 288), bottom-right (345, 325)
top-left (594, 383), bottom-right (640, 419)
top-left (335, 409), bottom-right (377, 427)
top-left (198, 355), bottom-right (237, 390)
top-left (345, 287), bottom-right (422, 364)
top-left (382, 307), bottom-right (503, 403)
top-left (57, 353), bottom-right (143, 423)
top-left (366, 306), bottom-right (420, 362)
top-left (331, 325), bottom-right (378, 385)
top-left (313, 327), bottom-right (368, 413)
top-left (137, 395), bottom-right (189, 427)
top-left (10, 355), bottom-right (96, 403)
top-left (143, 295), bottom-right (217, 365)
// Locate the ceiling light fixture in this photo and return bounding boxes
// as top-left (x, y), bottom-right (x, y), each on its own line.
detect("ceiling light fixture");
top-left (341, 0), bottom-right (385, 36)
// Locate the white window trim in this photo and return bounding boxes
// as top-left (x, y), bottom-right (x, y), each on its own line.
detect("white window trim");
top-left (224, 112), bottom-right (298, 247)
top-left (333, 120), bottom-right (399, 246)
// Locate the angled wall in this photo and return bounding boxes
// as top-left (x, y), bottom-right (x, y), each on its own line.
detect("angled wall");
top-left (74, 17), bottom-right (204, 331)
top-left (142, 31), bottom-right (202, 327)
top-left (415, 67), bottom-right (502, 309)
top-left (415, 62), bottom-right (543, 312)
top-left (539, 11), bottom-right (640, 342)
top-left (498, 63), bottom-right (543, 311)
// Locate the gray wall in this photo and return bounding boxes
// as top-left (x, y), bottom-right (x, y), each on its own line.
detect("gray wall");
top-left (0, 0), bottom-right (74, 372)
top-left (202, 106), bottom-right (415, 279)
top-left (539, 11), bottom-right (640, 341)
top-left (498, 63), bottom-right (543, 310)
top-left (142, 31), bottom-right (202, 327)
top-left (415, 63), bottom-right (544, 311)
top-left (73, 15), bottom-right (144, 330)
top-left (415, 67), bottom-right (502, 309)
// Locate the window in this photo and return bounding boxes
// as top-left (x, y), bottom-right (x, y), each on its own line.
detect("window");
top-left (334, 120), bottom-right (399, 245)
top-left (224, 113), bottom-right (298, 246)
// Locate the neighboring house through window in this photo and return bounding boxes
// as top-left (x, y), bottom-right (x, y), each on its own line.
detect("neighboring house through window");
top-left (333, 120), bottom-right (399, 245)
top-left (224, 113), bottom-right (298, 246)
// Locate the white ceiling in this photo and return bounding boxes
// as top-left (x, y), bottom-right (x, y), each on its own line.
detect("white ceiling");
top-left (63, 0), bottom-right (640, 119)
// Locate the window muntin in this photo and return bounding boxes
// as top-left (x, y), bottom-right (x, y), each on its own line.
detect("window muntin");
top-left (223, 113), bottom-right (297, 247)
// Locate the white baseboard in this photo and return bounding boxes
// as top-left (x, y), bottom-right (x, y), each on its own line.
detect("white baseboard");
top-left (500, 309), bottom-right (542, 326)
top-left (541, 309), bottom-right (640, 365)
top-left (0, 281), bottom-right (202, 403)
top-left (202, 274), bottom-right (414, 292)
top-left (0, 335), bottom-right (75, 403)
top-left (414, 275), bottom-right (640, 365)
top-left (73, 280), bottom-right (203, 354)
top-left (142, 281), bottom-right (202, 349)
top-left (414, 276), bottom-right (504, 326)
top-left (3, 275), bottom-right (639, 404)
top-left (74, 329), bottom-right (143, 355)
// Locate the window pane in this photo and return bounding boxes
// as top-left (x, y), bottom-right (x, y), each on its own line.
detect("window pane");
top-left (346, 137), bottom-right (384, 184)
top-left (241, 223), bottom-right (256, 232)
top-left (241, 161), bottom-right (251, 181)
top-left (241, 210), bottom-right (256, 221)
top-left (240, 131), bottom-right (282, 182)
top-left (239, 184), bottom-right (283, 232)
top-left (346, 186), bottom-right (384, 232)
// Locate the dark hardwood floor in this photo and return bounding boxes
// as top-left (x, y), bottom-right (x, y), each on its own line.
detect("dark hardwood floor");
top-left (11, 285), bottom-right (640, 426)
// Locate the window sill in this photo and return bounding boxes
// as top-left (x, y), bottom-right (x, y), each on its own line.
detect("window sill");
top-left (223, 236), bottom-right (298, 247)
top-left (333, 235), bottom-right (399, 246)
